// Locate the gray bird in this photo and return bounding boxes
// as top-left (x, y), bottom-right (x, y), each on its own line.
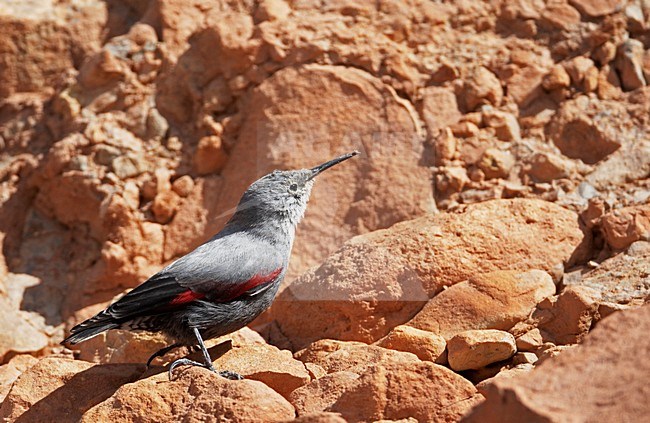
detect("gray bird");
top-left (63, 151), bottom-right (359, 379)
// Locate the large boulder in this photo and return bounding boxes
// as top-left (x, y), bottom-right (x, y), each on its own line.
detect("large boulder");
top-left (268, 199), bottom-right (586, 349)
top-left (463, 304), bottom-right (650, 422)
top-left (81, 368), bottom-right (295, 422)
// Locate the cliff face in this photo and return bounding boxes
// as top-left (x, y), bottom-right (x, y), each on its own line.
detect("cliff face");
top-left (0, 0), bottom-right (649, 421)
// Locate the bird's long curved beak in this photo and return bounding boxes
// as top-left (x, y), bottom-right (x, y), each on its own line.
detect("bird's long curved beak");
top-left (309, 151), bottom-right (359, 180)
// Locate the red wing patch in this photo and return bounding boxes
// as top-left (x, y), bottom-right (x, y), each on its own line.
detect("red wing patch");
top-left (226, 267), bottom-right (283, 301)
top-left (169, 290), bottom-right (206, 305)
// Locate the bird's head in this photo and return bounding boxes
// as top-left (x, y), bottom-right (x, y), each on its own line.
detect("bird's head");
top-left (233, 151), bottom-right (359, 227)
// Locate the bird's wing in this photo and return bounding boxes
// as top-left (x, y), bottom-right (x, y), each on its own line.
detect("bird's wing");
top-left (105, 232), bottom-right (284, 321)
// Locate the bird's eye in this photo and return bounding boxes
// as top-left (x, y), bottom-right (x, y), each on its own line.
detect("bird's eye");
top-left (289, 183), bottom-right (298, 192)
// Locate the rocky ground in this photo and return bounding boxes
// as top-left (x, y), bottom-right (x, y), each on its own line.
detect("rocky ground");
top-left (0, 0), bottom-right (649, 421)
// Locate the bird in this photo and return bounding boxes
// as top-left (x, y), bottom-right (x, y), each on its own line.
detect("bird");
top-left (63, 151), bottom-right (359, 379)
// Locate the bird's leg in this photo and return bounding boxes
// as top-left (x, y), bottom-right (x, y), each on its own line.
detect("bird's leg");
top-left (168, 328), bottom-right (243, 381)
top-left (146, 343), bottom-right (182, 368)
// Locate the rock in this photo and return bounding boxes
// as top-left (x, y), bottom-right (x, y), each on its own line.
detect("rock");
top-left (294, 340), bottom-right (420, 374)
top-left (563, 246), bottom-right (650, 305)
top-left (564, 56), bottom-right (598, 92)
top-left (433, 128), bottom-right (457, 164)
top-left (269, 199), bottom-right (587, 349)
top-left (463, 305), bottom-right (650, 422)
top-left (478, 148), bottom-right (515, 179)
top-left (171, 175), bottom-right (194, 197)
top-left (482, 110), bottom-right (521, 142)
top-left (151, 190), bottom-right (181, 224)
top-left (0, 355), bottom-right (38, 402)
top-left (512, 352), bottom-right (538, 365)
top-left (111, 153), bottom-right (147, 179)
top-left (464, 67), bottom-right (503, 110)
top-left (420, 86), bottom-right (462, 135)
top-left (81, 367), bottom-right (295, 422)
top-left (615, 39), bottom-right (646, 91)
top-left (408, 270), bottom-right (556, 340)
top-left (543, 64), bottom-right (571, 90)
top-left (193, 136), bottom-right (229, 175)
top-left (515, 328), bottom-right (544, 352)
top-left (76, 330), bottom-right (174, 365)
top-left (517, 286), bottom-right (600, 345)
top-left (569, 0), bottom-right (625, 18)
top-left (504, 63), bottom-right (549, 108)
top-left (290, 359), bottom-right (479, 422)
top-left (435, 166), bottom-right (469, 193)
top-left (0, 356), bottom-right (143, 422)
top-left (600, 204), bottom-right (650, 250)
top-left (524, 152), bottom-right (575, 183)
top-left (541, 3), bottom-right (581, 30)
top-left (447, 330), bottom-right (517, 371)
top-left (78, 50), bottom-right (128, 89)
top-left (210, 343), bottom-right (311, 399)
top-left (535, 344), bottom-right (576, 365)
top-left (474, 363), bottom-right (534, 396)
top-left (209, 64), bottom-right (433, 281)
top-left (375, 325), bottom-right (447, 363)
top-left (0, 274), bottom-right (51, 362)
top-left (256, 0), bottom-right (292, 22)
top-left (548, 96), bottom-right (627, 164)
top-left (290, 412), bottom-right (348, 422)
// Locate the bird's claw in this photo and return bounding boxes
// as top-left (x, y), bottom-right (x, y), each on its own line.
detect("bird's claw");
top-left (168, 358), bottom-right (242, 381)
top-left (219, 370), bottom-right (244, 380)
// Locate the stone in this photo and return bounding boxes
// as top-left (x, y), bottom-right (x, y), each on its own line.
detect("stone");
top-left (433, 128), bottom-right (457, 164)
top-left (478, 148), bottom-right (515, 179)
top-left (171, 175), bottom-right (195, 197)
top-left (408, 270), bottom-right (556, 340)
top-left (504, 64), bottom-right (549, 108)
top-left (151, 190), bottom-right (181, 224)
top-left (615, 39), bottom-right (646, 91)
top-left (294, 340), bottom-right (420, 374)
top-left (482, 110), bottom-right (521, 142)
top-left (512, 352), bottom-right (538, 365)
top-left (0, 274), bottom-right (51, 362)
top-left (474, 363), bottom-right (534, 396)
top-left (548, 96), bottom-right (627, 164)
top-left (209, 343), bottom-right (311, 399)
top-left (0, 356), bottom-right (143, 422)
top-left (541, 3), bottom-right (581, 30)
top-left (376, 325), bottom-right (447, 363)
top-left (464, 305), bottom-right (650, 421)
top-left (569, 0), bottom-right (626, 18)
top-left (564, 56), bottom-right (597, 92)
top-left (290, 359), bottom-right (479, 422)
top-left (0, 355), bottom-right (38, 402)
top-left (78, 50), bottom-right (128, 89)
top-left (447, 330), bottom-right (517, 371)
top-left (543, 64), bottom-right (571, 90)
top-left (269, 199), bottom-right (588, 349)
top-left (524, 152), bottom-right (574, 183)
top-left (464, 67), bottom-right (503, 110)
top-left (515, 328), bottom-right (544, 352)
top-left (563, 246), bottom-right (650, 305)
top-left (208, 65), bottom-right (434, 282)
top-left (435, 166), bottom-right (469, 194)
top-left (193, 136), bottom-right (229, 175)
top-left (600, 204), bottom-right (650, 250)
top-left (420, 86), bottom-right (462, 135)
top-left (256, 0), bottom-right (291, 22)
top-left (81, 367), bottom-right (295, 422)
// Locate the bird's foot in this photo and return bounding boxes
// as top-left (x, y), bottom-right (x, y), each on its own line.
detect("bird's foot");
top-left (219, 370), bottom-right (244, 380)
top-left (167, 358), bottom-right (243, 381)
top-left (168, 358), bottom-right (215, 380)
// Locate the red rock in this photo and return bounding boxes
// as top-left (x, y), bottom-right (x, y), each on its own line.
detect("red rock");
top-left (193, 136), bottom-right (229, 175)
top-left (504, 64), bottom-right (549, 108)
top-left (464, 67), bottom-right (503, 110)
top-left (211, 343), bottom-right (312, 399)
top-left (269, 199), bottom-right (588, 349)
top-left (524, 152), bottom-right (575, 183)
top-left (81, 367), bottom-right (295, 422)
top-left (376, 325), bottom-right (447, 363)
top-left (294, 340), bottom-right (420, 374)
top-left (0, 356), bottom-right (143, 422)
top-left (290, 359), bottom-right (479, 422)
top-left (151, 190), bottom-right (181, 224)
top-left (420, 86), bottom-right (462, 135)
top-left (482, 110), bottom-right (521, 142)
top-left (408, 270), bottom-right (555, 340)
top-left (447, 330), bottom-right (517, 371)
top-left (600, 203), bottom-right (650, 250)
top-left (464, 304), bottom-right (650, 422)
top-left (0, 355), bottom-right (38, 402)
top-left (569, 0), bottom-right (625, 17)
top-left (171, 175), bottom-right (194, 197)
top-left (543, 65), bottom-right (571, 91)
top-left (615, 39), bottom-right (646, 91)
top-left (478, 148), bottom-right (515, 179)
top-left (548, 96), bottom-right (626, 164)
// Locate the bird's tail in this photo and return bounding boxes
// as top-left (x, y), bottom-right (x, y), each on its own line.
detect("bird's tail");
top-left (62, 310), bottom-right (119, 345)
